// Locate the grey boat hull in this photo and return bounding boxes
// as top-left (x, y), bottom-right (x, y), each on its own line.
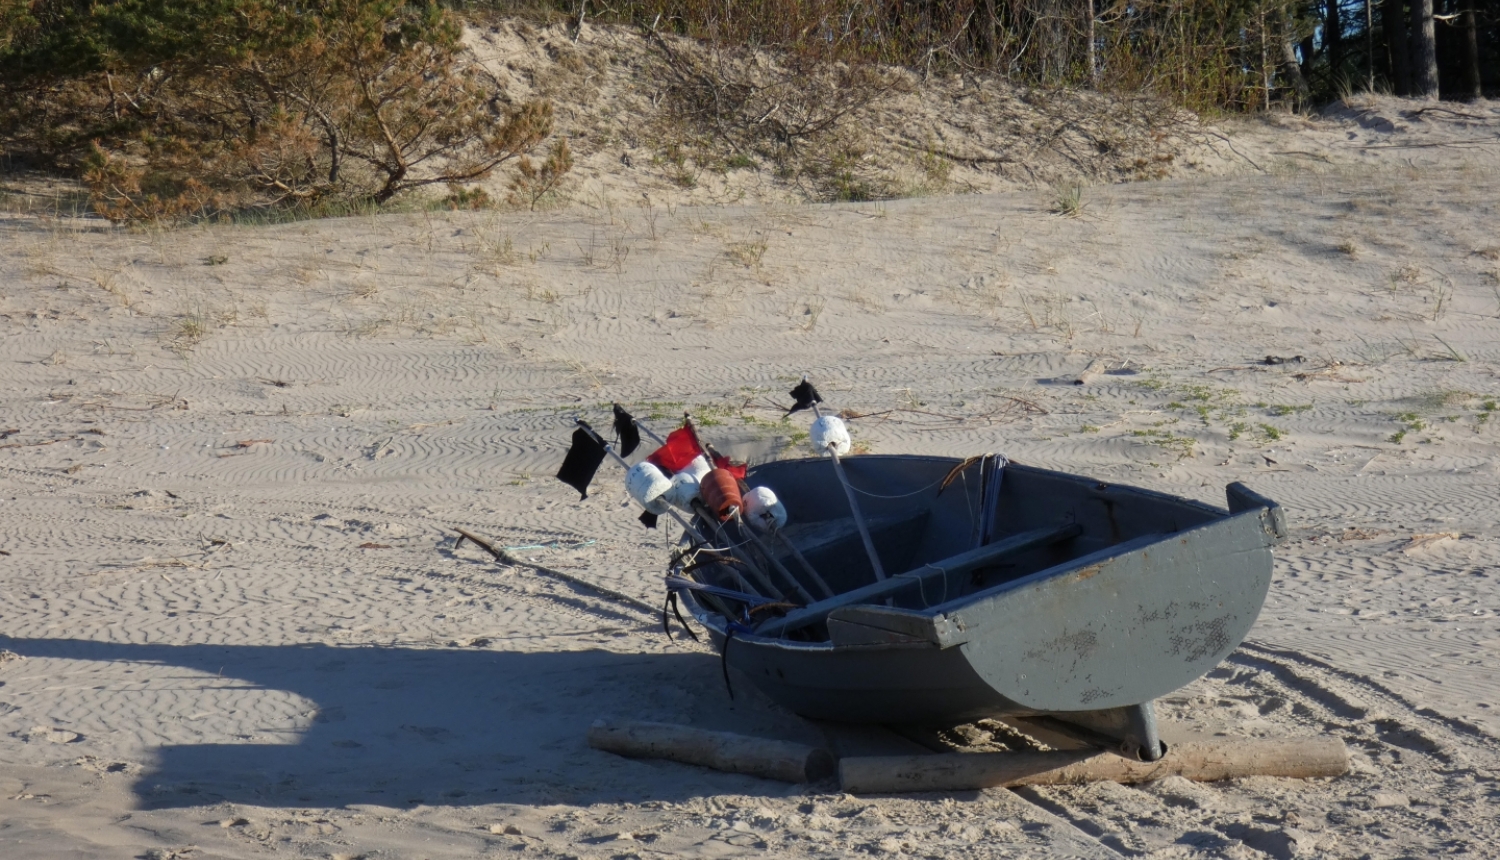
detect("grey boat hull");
top-left (677, 456), bottom-right (1284, 756)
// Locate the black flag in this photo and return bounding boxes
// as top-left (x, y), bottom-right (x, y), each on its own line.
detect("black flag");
top-left (556, 421), bottom-right (607, 500)
top-left (787, 378), bottom-right (822, 414)
top-left (638, 510), bottom-right (658, 529)
top-left (612, 403), bottom-right (641, 457)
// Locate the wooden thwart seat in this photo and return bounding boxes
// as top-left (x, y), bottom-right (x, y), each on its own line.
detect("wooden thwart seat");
top-left (754, 523), bottom-right (1082, 638)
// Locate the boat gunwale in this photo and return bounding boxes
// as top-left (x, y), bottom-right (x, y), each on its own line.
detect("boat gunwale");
top-left (679, 504), bottom-right (1273, 653)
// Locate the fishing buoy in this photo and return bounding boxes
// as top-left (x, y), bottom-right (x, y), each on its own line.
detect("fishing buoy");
top-left (678, 454), bottom-right (712, 481)
top-left (625, 462), bottom-right (672, 514)
top-left (743, 486), bottom-right (788, 532)
top-left (663, 469), bottom-right (702, 510)
top-left (810, 415), bottom-right (852, 457)
top-left (698, 468), bottom-right (743, 520)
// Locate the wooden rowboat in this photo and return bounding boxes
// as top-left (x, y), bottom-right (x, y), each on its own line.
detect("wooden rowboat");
top-left (670, 454), bottom-right (1285, 761)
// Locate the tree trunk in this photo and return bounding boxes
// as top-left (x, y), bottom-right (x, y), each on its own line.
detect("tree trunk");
top-left (1409, 0), bottom-right (1439, 97)
top-left (1087, 0), bottom-right (1098, 87)
top-left (1283, 36), bottom-right (1312, 106)
top-left (1300, 33), bottom-right (1317, 81)
top-left (1326, 0), bottom-right (1344, 87)
top-left (975, 0), bottom-right (997, 65)
top-left (1384, 0), bottom-right (1412, 94)
top-left (1458, 0), bottom-right (1482, 99)
top-left (1039, 0), bottom-right (1068, 83)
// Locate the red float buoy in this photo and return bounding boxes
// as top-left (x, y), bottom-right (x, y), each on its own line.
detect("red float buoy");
top-left (698, 468), bottom-right (743, 520)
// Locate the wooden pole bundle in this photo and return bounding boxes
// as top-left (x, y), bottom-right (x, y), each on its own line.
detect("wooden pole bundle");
top-left (589, 720), bottom-right (836, 783)
top-left (839, 738), bottom-right (1349, 794)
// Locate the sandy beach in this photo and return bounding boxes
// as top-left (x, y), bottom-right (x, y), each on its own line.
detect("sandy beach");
top-left (3, 90), bottom-right (1500, 859)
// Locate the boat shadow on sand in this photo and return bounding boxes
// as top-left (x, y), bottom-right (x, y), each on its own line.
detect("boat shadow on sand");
top-left (3, 636), bottom-right (816, 809)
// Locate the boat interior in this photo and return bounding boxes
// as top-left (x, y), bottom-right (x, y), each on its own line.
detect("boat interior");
top-left (688, 455), bottom-right (1231, 641)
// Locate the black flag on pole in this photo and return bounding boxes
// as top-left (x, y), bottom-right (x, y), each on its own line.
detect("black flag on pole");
top-left (638, 510), bottom-right (658, 529)
top-left (612, 403), bottom-right (641, 457)
top-left (556, 421), bottom-right (607, 499)
top-left (787, 378), bottom-right (823, 414)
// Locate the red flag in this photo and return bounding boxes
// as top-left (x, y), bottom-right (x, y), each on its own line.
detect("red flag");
top-left (645, 427), bottom-right (704, 474)
top-left (711, 452), bottom-right (747, 480)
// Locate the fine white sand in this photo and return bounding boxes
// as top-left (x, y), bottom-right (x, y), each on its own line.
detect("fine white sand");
top-left (2, 96), bottom-right (1500, 859)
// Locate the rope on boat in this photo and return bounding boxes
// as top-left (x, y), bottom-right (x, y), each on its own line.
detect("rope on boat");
top-left (898, 563), bottom-right (952, 607)
top-left (978, 453), bottom-right (1009, 547)
top-left (836, 451), bottom-right (1008, 502)
top-left (720, 626), bottom-right (741, 700)
top-left (661, 591), bottom-right (699, 642)
top-left (843, 472), bottom-right (953, 500)
top-left (664, 574), bottom-right (785, 608)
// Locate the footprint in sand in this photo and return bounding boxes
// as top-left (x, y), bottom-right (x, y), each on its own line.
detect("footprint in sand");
top-left (18, 726), bottom-right (81, 744)
top-left (401, 724), bottom-right (454, 742)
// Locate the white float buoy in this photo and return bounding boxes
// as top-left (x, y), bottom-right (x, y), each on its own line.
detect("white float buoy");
top-left (743, 486), bottom-right (788, 532)
top-left (679, 454), bottom-right (712, 481)
top-left (625, 462), bottom-right (672, 514)
top-left (810, 415), bottom-right (852, 457)
top-left (663, 469), bottom-right (702, 510)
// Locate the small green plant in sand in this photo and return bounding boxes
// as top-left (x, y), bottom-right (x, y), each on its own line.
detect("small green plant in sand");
top-left (1052, 182), bottom-right (1085, 218)
top-left (1478, 399), bottom-right (1497, 426)
top-left (441, 185), bottom-right (493, 211)
top-left (510, 138), bottom-right (574, 211)
top-left (1145, 381), bottom-right (1312, 447)
top-left (915, 140), bottom-right (953, 191)
top-left (1389, 412), bottom-right (1426, 443)
top-left (725, 240), bottom-right (768, 268)
top-left (1267, 403), bottom-right (1313, 417)
top-left (1130, 429), bottom-right (1196, 459)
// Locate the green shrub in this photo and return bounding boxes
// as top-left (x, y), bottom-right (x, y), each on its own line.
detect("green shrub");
top-left (2, 1), bottom-right (554, 220)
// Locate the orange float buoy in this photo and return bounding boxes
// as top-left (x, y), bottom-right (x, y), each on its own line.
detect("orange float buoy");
top-left (698, 468), bottom-right (743, 520)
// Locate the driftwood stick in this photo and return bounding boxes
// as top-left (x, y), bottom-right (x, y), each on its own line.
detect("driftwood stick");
top-left (451, 526), bottom-right (657, 617)
top-left (589, 720), bottom-right (835, 783)
top-left (839, 738), bottom-right (1349, 794)
top-left (453, 526), bottom-right (512, 563)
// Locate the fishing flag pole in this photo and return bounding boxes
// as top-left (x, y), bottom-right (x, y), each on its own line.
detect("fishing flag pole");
top-left (790, 378), bottom-right (886, 581)
top-left (564, 419), bottom-right (762, 597)
top-left (630, 408), bottom-right (828, 602)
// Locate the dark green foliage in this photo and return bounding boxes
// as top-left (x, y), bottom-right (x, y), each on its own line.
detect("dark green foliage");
top-left (0, 1), bottom-right (555, 219)
top-left (468, 0), bottom-right (1498, 105)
